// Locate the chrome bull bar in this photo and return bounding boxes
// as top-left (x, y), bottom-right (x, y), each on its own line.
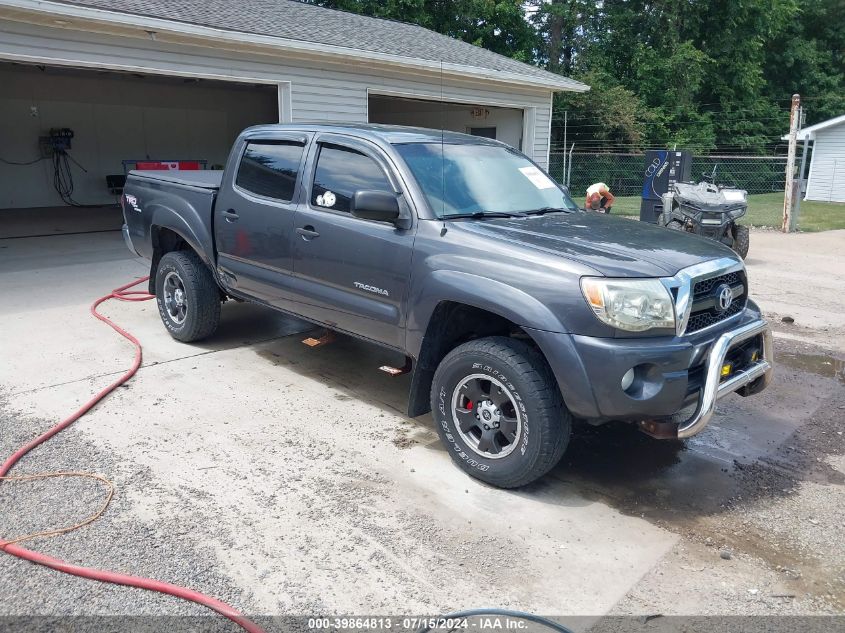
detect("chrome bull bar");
top-left (677, 319), bottom-right (773, 439)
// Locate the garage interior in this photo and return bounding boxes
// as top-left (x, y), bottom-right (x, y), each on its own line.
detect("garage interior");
top-left (0, 62), bottom-right (278, 239)
top-left (368, 94), bottom-right (524, 150)
top-left (1, 70), bottom-right (530, 241)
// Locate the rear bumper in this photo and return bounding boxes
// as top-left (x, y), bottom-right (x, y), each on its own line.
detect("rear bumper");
top-left (526, 309), bottom-right (773, 437)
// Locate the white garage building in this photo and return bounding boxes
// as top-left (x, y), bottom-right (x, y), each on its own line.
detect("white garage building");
top-left (791, 114), bottom-right (845, 203)
top-left (0, 0), bottom-right (587, 237)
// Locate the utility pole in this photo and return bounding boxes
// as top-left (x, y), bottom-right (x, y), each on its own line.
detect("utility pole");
top-left (782, 93), bottom-right (800, 232)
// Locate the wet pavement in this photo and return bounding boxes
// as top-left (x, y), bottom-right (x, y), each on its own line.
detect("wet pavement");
top-left (779, 352), bottom-right (845, 384)
top-left (556, 342), bottom-right (843, 495)
top-left (540, 335), bottom-right (845, 610)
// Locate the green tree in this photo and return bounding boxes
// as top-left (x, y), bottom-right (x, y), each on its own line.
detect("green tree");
top-left (526, 0), bottom-right (596, 75)
top-left (627, 41), bottom-right (714, 151)
top-left (306, 0), bottom-right (843, 154)
top-left (762, 0), bottom-right (845, 125)
top-left (306, 0), bottom-right (537, 60)
top-left (551, 70), bottom-right (650, 150)
top-left (553, 0), bottom-right (802, 152)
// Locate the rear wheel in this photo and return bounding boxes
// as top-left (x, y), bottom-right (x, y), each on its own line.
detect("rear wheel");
top-left (430, 336), bottom-right (570, 488)
top-left (732, 224), bottom-right (750, 259)
top-left (155, 251), bottom-right (221, 342)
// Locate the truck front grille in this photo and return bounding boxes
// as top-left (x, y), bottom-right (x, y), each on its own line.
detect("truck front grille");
top-left (693, 271), bottom-right (741, 294)
top-left (686, 271), bottom-right (747, 334)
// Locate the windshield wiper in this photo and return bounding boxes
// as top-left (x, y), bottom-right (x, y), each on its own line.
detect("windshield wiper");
top-left (443, 211), bottom-right (527, 220)
top-left (522, 206), bottom-right (572, 216)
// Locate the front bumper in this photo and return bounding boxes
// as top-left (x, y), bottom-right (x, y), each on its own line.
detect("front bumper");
top-left (675, 318), bottom-right (772, 438)
top-left (527, 312), bottom-right (773, 439)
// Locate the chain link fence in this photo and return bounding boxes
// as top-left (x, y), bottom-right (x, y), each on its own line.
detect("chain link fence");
top-left (549, 152), bottom-right (787, 196)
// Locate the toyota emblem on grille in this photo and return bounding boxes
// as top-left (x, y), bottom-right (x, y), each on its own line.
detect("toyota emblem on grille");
top-left (716, 284), bottom-right (733, 312)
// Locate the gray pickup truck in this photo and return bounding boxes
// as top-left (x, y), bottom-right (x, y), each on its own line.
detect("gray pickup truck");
top-left (122, 123), bottom-right (773, 488)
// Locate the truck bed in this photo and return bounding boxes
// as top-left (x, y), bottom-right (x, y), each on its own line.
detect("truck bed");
top-left (127, 169), bottom-right (223, 190)
top-left (123, 169), bottom-right (221, 264)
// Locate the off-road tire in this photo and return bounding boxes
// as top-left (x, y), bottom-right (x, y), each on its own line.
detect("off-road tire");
top-left (155, 251), bottom-right (221, 342)
top-left (666, 219), bottom-right (686, 231)
top-left (430, 336), bottom-right (571, 488)
top-left (732, 224), bottom-right (750, 259)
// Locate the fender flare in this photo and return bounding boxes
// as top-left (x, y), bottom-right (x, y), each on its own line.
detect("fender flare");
top-left (146, 204), bottom-right (218, 294)
top-left (406, 270), bottom-right (568, 357)
top-left (148, 205), bottom-right (213, 267)
top-left (405, 270), bottom-right (572, 418)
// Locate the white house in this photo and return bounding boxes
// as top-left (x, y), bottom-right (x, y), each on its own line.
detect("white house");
top-left (0, 0), bottom-right (587, 221)
top-left (785, 113), bottom-right (845, 203)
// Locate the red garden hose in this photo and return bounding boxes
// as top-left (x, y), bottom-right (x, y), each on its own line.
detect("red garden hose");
top-left (0, 276), bottom-right (267, 633)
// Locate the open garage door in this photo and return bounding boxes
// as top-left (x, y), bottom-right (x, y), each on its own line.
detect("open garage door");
top-left (368, 94), bottom-right (525, 152)
top-left (0, 61), bottom-right (278, 238)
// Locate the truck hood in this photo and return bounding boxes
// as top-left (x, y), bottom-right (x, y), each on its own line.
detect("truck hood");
top-left (452, 211), bottom-right (738, 277)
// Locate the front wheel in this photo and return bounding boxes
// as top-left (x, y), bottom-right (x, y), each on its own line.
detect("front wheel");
top-left (430, 337), bottom-right (571, 488)
top-left (732, 224), bottom-right (750, 259)
top-left (155, 251), bottom-right (221, 342)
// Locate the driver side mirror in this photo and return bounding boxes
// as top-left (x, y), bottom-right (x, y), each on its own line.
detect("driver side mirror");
top-left (351, 190), bottom-right (402, 224)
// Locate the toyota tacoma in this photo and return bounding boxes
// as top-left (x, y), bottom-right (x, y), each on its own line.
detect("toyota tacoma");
top-left (121, 124), bottom-right (773, 488)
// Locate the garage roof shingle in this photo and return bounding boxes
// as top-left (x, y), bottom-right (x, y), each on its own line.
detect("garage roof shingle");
top-left (46, 0), bottom-right (586, 91)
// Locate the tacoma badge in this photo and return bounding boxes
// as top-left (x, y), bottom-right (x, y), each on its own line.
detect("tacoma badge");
top-left (354, 282), bottom-right (389, 297)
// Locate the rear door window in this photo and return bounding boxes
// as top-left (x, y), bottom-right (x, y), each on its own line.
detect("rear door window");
top-left (310, 144), bottom-right (392, 213)
top-left (236, 141), bottom-right (305, 202)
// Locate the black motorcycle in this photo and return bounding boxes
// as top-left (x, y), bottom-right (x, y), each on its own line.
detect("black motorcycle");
top-left (659, 168), bottom-right (750, 259)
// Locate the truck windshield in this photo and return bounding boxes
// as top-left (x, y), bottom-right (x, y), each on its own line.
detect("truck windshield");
top-left (395, 142), bottom-right (579, 218)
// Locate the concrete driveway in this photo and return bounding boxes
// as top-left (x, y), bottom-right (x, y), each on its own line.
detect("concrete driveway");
top-left (1, 229), bottom-right (842, 624)
top-left (0, 231), bottom-right (675, 620)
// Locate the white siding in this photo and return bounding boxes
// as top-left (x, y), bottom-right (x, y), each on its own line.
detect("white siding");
top-left (0, 19), bottom-right (555, 167)
top-left (805, 123), bottom-right (845, 203)
top-left (368, 96), bottom-right (524, 149)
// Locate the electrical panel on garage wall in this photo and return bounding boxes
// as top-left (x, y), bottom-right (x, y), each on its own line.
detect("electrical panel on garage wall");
top-left (38, 128), bottom-right (74, 157)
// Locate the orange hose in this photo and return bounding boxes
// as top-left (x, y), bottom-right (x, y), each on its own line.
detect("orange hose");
top-left (0, 276), bottom-right (267, 633)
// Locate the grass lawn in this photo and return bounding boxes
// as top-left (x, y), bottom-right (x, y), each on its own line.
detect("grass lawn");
top-left (610, 193), bottom-right (845, 232)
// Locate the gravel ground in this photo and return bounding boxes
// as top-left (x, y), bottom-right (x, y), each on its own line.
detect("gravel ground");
top-left (0, 392), bottom-right (262, 628)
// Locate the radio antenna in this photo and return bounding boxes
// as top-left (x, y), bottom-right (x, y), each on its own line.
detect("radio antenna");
top-left (440, 59), bottom-right (445, 220)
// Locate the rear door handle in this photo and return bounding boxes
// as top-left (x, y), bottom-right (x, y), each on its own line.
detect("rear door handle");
top-left (223, 209), bottom-right (239, 222)
top-left (296, 225), bottom-right (320, 240)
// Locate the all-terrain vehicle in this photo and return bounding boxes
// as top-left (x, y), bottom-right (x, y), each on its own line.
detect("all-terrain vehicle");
top-left (660, 168), bottom-right (750, 259)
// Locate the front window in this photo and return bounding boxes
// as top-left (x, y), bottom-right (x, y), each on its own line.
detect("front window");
top-left (311, 144), bottom-right (392, 214)
top-left (395, 143), bottom-right (578, 218)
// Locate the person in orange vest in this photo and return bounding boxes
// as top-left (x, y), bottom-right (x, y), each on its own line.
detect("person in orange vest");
top-left (585, 182), bottom-right (615, 213)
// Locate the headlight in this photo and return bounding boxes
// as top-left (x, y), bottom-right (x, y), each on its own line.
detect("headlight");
top-left (580, 278), bottom-right (676, 332)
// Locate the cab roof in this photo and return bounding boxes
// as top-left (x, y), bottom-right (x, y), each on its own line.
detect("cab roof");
top-left (242, 123), bottom-right (503, 146)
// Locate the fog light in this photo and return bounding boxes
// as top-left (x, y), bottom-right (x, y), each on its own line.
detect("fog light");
top-left (621, 368), bottom-right (635, 391)
top-left (721, 363), bottom-right (733, 377)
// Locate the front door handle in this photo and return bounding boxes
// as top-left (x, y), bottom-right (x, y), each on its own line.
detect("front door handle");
top-left (296, 225), bottom-right (320, 240)
top-left (223, 209), bottom-right (239, 222)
